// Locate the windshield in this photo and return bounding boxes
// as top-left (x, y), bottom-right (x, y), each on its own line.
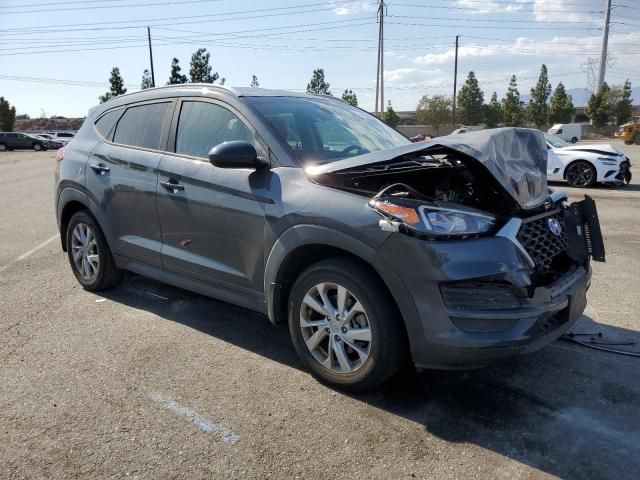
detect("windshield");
top-left (544, 133), bottom-right (569, 148)
top-left (245, 96), bottom-right (410, 165)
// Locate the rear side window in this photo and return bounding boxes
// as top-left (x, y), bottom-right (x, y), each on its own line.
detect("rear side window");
top-left (95, 110), bottom-right (122, 140)
top-left (175, 101), bottom-right (255, 159)
top-left (113, 102), bottom-right (170, 150)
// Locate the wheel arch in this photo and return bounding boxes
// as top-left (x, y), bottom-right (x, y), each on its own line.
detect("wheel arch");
top-left (264, 225), bottom-right (420, 354)
top-left (57, 186), bottom-right (115, 252)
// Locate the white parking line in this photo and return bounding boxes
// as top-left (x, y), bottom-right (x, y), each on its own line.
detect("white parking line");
top-left (0, 234), bottom-right (59, 273)
top-left (150, 393), bottom-right (240, 444)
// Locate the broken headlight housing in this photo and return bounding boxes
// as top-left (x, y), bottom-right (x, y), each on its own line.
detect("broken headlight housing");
top-left (370, 199), bottom-right (496, 237)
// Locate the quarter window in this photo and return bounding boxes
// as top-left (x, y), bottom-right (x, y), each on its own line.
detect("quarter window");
top-left (175, 101), bottom-right (256, 159)
top-left (113, 102), bottom-right (170, 150)
top-left (95, 109), bottom-right (122, 140)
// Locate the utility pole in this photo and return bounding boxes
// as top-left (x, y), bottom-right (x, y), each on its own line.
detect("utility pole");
top-left (374, 0), bottom-right (386, 116)
top-left (452, 35), bottom-right (460, 126)
top-left (147, 26), bottom-right (156, 88)
top-left (595, 0), bottom-right (611, 93)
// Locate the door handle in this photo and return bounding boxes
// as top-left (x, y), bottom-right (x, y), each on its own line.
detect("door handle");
top-left (90, 163), bottom-right (110, 175)
top-left (160, 180), bottom-right (185, 192)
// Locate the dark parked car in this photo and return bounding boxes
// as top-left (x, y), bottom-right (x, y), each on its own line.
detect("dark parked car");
top-left (55, 85), bottom-right (604, 391)
top-left (0, 132), bottom-right (52, 151)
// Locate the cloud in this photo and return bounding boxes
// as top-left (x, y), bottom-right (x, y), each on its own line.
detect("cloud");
top-left (531, 0), bottom-right (599, 23)
top-left (383, 67), bottom-right (443, 83)
top-left (332, 1), bottom-right (376, 16)
top-left (455, 0), bottom-right (526, 14)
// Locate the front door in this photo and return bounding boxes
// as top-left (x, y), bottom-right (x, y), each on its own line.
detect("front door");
top-left (156, 99), bottom-right (273, 293)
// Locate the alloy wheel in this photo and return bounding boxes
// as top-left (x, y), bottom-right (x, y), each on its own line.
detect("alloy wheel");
top-left (71, 223), bottom-right (100, 280)
top-left (567, 162), bottom-right (594, 187)
top-left (299, 282), bottom-right (372, 374)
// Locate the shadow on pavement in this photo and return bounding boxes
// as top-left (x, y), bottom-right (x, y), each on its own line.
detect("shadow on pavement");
top-left (101, 273), bottom-right (640, 480)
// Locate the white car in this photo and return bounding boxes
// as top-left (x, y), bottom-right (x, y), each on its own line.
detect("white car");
top-left (47, 132), bottom-right (75, 145)
top-left (545, 133), bottom-right (632, 187)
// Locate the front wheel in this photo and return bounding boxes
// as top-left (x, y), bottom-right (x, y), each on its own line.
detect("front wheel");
top-left (571, 137), bottom-right (578, 143)
top-left (288, 258), bottom-right (407, 392)
top-left (635, 134), bottom-right (640, 145)
top-left (33, 143), bottom-right (43, 151)
top-left (566, 161), bottom-right (596, 188)
top-left (0, 143), bottom-right (7, 152)
top-left (66, 210), bottom-right (123, 291)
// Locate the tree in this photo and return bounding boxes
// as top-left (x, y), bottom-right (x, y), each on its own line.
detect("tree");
top-left (0, 97), bottom-right (17, 132)
top-left (527, 64), bottom-right (552, 128)
top-left (167, 58), bottom-right (188, 85)
top-left (306, 68), bottom-right (331, 95)
top-left (383, 100), bottom-right (400, 127)
top-left (611, 79), bottom-right (633, 126)
top-left (457, 71), bottom-right (484, 125)
top-left (586, 83), bottom-right (612, 130)
top-left (341, 89), bottom-right (358, 106)
top-left (549, 82), bottom-right (575, 124)
top-left (502, 75), bottom-right (524, 127)
top-left (483, 92), bottom-right (502, 128)
top-left (250, 75), bottom-right (259, 87)
top-left (416, 95), bottom-right (452, 136)
top-left (99, 67), bottom-right (127, 103)
top-left (189, 48), bottom-right (219, 83)
top-left (141, 69), bottom-right (153, 89)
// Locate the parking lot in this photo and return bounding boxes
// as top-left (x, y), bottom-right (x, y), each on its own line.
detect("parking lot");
top-left (1, 141), bottom-right (639, 479)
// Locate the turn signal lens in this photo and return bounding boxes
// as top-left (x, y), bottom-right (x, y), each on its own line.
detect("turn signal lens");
top-left (374, 202), bottom-right (420, 224)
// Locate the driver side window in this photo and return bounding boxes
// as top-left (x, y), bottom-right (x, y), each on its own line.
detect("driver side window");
top-left (175, 101), bottom-right (257, 159)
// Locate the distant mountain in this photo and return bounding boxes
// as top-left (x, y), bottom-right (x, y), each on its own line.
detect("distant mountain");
top-left (520, 87), bottom-right (640, 107)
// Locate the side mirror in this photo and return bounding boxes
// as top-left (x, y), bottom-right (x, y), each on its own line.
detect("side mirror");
top-left (208, 141), bottom-right (269, 169)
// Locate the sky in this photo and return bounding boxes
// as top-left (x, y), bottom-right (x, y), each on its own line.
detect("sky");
top-left (1, 0), bottom-right (639, 118)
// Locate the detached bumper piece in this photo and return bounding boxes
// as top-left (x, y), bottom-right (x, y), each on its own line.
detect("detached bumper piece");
top-left (565, 195), bottom-right (605, 263)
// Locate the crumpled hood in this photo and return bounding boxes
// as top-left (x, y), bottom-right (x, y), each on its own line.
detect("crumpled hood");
top-left (306, 127), bottom-right (549, 210)
top-left (557, 143), bottom-right (625, 156)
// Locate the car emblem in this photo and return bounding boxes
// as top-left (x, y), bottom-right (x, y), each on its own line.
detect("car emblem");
top-left (547, 218), bottom-right (562, 236)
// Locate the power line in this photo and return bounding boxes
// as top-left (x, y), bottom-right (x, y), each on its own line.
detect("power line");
top-left (1, 0), bottom-right (226, 14)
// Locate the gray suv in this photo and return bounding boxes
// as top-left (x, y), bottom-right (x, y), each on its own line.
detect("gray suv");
top-left (55, 85), bottom-right (604, 391)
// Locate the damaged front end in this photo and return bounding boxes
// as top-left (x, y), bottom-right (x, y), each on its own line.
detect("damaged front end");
top-left (306, 128), bottom-right (605, 367)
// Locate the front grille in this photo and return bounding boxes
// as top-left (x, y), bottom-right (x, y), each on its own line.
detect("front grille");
top-left (516, 210), bottom-right (568, 272)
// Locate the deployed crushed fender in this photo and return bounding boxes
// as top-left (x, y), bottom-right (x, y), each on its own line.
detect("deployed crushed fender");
top-left (306, 127), bottom-right (549, 210)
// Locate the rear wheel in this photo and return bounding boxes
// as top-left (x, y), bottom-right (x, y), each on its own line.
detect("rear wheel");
top-left (571, 137), bottom-right (578, 143)
top-left (635, 134), bottom-right (640, 145)
top-left (566, 160), bottom-right (596, 188)
top-left (288, 257), bottom-right (406, 392)
top-left (0, 143), bottom-right (7, 152)
top-left (66, 210), bottom-right (123, 291)
top-left (33, 143), bottom-right (43, 151)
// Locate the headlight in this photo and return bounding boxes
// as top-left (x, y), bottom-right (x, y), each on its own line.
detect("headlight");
top-left (597, 156), bottom-right (618, 165)
top-left (369, 199), bottom-right (496, 237)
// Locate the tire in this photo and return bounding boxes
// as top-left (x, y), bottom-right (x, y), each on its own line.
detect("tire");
top-left (571, 137), bottom-right (578, 143)
top-left (288, 257), bottom-right (407, 392)
top-left (635, 134), bottom-right (640, 145)
top-left (565, 160), bottom-right (596, 188)
top-left (66, 210), bottom-right (123, 291)
top-left (33, 143), bottom-right (43, 151)
top-left (0, 143), bottom-right (7, 152)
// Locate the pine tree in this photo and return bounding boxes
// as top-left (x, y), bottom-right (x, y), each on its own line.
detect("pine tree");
top-left (0, 97), bottom-right (17, 132)
top-left (502, 75), bottom-right (524, 127)
top-left (527, 64), bottom-right (552, 128)
top-left (250, 75), bottom-right (259, 87)
top-left (586, 83), bottom-right (612, 130)
top-left (141, 69), bottom-right (153, 90)
top-left (341, 89), bottom-right (358, 106)
top-left (416, 95), bottom-right (452, 136)
top-left (99, 67), bottom-right (127, 103)
top-left (549, 82), bottom-right (575, 124)
top-left (483, 92), bottom-right (502, 128)
top-left (189, 48), bottom-right (219, 84)
top-left (167, 58), bottom-right (188, 85)
top-left (306, 68), bottom-right (331, 95)
top-left (383, 100), bottom-right (400, 127)
top-left (612, 79), bottom-right (633, 126)
top-left (457, 71), bottom-right (484, 125)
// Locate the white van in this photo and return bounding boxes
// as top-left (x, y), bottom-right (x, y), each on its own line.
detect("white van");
top-left (548, 123), bottom-right (581, 143)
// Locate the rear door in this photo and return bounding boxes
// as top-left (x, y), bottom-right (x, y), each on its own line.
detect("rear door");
top-left (86, 100), bottom-right (174, 268)
top-left (156, 98), bottom-right (273, 292)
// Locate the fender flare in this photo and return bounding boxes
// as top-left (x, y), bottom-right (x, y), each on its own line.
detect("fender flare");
top-left (263, 224), bottom-right (423, 352)
top-left (57, 184), bottom-right (116, 251)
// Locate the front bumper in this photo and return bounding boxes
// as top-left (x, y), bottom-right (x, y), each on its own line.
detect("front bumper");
top-left (376, 230), bottom-right (591, 370)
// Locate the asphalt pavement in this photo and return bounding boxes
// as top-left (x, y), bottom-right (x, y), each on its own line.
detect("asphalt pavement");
top-left (1, 141), bottom-right (640, 479)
